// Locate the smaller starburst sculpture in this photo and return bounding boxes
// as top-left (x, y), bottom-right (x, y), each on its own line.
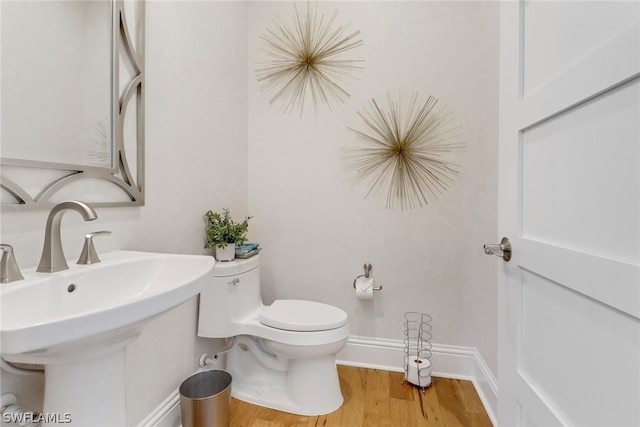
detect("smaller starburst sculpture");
top-left (344, 92), bottom-right (464, 210)
top-left (255, 2), bottom-right (364, 116)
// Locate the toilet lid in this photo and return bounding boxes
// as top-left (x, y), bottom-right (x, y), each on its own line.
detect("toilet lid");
top-left (260, 300), bottom-right (348, 332)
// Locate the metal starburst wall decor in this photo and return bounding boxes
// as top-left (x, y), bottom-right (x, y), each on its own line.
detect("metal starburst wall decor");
top-left (344, 92), bottom-right (464, 210)
top-left (255, 2), bottom-right (364, 116)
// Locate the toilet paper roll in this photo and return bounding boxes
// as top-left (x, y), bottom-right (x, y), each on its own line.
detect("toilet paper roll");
top-left (355, 276), bottom-right (374, 300)
top-left (405, 356), bottom-right (432, 387)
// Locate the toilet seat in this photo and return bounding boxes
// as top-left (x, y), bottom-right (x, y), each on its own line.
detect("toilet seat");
top-left (260, 300), bottom-right (348, 332)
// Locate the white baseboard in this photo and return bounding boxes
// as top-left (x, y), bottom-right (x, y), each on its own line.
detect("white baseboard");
top-left (139, 335), bottom-right (498, 427)
top-left (137, 389), bottom-right (181, 427)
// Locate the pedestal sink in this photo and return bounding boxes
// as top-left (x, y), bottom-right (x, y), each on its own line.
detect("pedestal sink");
top-left (0, 251), bottom-right (215, 426)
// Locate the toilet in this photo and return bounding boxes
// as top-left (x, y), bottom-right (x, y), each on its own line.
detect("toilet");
top-left (197, 254), bottom-right (350, 416)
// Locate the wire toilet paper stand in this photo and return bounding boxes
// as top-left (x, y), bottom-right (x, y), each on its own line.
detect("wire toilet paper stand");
top-left (403, 312), bottom-right (433, 388)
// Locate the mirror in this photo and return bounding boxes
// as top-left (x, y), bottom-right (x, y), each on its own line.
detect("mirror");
top-left (0, 0), bottom-right (145, 208)
top-left (2, 1), bottom-right (111, 167)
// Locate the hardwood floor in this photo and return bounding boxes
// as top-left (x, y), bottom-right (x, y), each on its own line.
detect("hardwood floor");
top-left (229, 365), bottom-right (493, 427)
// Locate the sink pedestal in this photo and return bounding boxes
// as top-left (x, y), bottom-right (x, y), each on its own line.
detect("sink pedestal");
top-left (36, 328), bottom-right (142, 427)
top-left (44, 348), bottom-right (127, 426)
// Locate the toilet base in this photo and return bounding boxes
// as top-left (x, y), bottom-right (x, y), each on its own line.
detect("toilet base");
top-left (225, 338), bottom-right (344, 416)
top-left (231, 382), bottom-right (343, 417)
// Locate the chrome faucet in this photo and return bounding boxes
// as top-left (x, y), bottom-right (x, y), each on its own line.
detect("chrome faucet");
top-left (37, 201), bottom-right (98, 273)
top-left (0, 244), bottom-right (24, 283)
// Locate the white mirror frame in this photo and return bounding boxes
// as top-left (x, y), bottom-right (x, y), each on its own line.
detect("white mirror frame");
top-left (1, 0), bottom-right (145, 209)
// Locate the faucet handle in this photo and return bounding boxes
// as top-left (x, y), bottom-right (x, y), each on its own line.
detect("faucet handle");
top-left (77, 231), bottom-right (112, 265)
top-left (0, 244), bottom-right (25, 283)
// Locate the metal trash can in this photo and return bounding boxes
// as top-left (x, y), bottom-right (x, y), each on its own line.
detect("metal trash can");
top-left (179, 370), bottom-right (232, 427)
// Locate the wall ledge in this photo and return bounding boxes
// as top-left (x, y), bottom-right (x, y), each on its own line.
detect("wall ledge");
top-left (138, 335), bottom-right (498, 426)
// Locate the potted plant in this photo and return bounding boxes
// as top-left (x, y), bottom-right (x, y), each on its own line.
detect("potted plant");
top-left (204, 208), bottom-right (251, 261)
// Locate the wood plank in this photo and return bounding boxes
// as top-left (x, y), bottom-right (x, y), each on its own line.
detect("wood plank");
top-left (388, 371), bottom-right (413, 401)
top-left (323, 365), bottom-right (366, 426)
top-left (412, 381), bottom-right (448, 427)
top-left (228, 366), bottom-right (492, 427)
top-left (457, 379), bottom-right (486, 415)
top-left (248, 420), bottom-right (280, 427)
top-left (435, 377), bottom-right (469, 426)
top-left (362, 369), bottom-right (391, 426)
top-left (389, 397), bottom-right (418, 426)
top-left (230, 398), bottom-right (261, 427)
top-left (435, 377), bottom-right (493, 427)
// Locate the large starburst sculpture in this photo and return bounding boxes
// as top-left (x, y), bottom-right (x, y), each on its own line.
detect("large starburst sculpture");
top-left (255, 2), bottom-right (364, 116)
top-left (344, 92), bottom-right (464, 210)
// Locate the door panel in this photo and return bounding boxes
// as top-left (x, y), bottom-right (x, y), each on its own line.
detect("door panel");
top-left (518, 239), bottom-right (639, 319)
top-left (520, 270), bottom-right (640, 426)
top-left (523, 1), bottom-right (639, 96)
top-left (498, 1), bottom-right (640, 426)
top-left (521, 80), bottom-right (639, 264)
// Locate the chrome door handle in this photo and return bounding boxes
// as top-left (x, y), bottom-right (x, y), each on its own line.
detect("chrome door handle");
top-left (483, 237), bottom-right (511, 262)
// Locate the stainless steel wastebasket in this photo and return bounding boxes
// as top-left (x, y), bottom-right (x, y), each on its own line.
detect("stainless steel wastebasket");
top-left (179, 370), bottom-right (232, 427)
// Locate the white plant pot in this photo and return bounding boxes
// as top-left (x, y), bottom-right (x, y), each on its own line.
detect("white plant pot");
top-left (215, 243), bottom-right (235, 261)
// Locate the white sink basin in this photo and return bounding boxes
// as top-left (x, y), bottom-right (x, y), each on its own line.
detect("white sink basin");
top-left (1, 250), bottom-right (214, 359)
top-left (0, 250), bottom-right (215, 426)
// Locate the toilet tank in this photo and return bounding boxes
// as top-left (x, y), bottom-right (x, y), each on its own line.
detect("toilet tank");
top-left (197, 254), bottom-right (262, 338)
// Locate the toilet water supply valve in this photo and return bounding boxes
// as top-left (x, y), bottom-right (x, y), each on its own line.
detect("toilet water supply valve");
top-left (199, 338), bottom-right (236, 367)
top-left (1, 394), bottom-right (40, 427)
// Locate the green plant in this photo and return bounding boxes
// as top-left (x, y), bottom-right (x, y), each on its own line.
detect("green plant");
top-left (204, 208), bottom-right (251, 249)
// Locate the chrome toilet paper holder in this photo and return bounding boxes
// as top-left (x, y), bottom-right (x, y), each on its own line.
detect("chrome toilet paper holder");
top-left (352, 262), bottom-right (383, 291)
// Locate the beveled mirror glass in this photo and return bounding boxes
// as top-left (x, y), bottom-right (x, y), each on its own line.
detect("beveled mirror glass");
top-left (0, 0), bottom-right (145, 208)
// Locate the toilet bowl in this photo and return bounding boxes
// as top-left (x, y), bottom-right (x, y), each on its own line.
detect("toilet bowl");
top-left (197, 254), bottom-right (350, 415)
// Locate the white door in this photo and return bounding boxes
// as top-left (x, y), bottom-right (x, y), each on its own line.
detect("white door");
top-left (497, 1), bottom-right (640, 426)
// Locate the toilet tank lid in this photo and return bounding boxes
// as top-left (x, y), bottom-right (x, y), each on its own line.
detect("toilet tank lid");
top-left (213, 254), bottom-right (260, 277)
top-left (260, 300), bottom-right (348, 332)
